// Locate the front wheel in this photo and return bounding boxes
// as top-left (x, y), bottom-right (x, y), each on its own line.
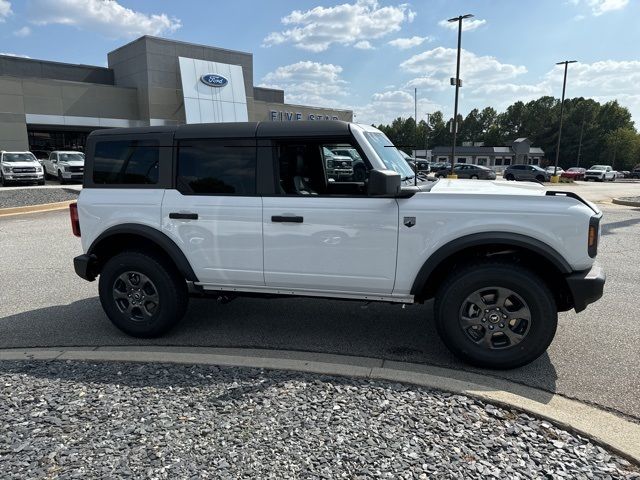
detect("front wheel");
top-left (98, 251), bottom-right (188, 337)
top-left (504, 174), bottom-right (515, 181)
top-left (58, 171), bottom-right (67, 185)
top-left (434, 262), bottom-right (557, 369)
top-left (535, 175), bottom-right (545, 182)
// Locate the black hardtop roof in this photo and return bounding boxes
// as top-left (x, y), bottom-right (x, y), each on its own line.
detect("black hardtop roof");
top-left (89, 121), bottom-right (353, 140)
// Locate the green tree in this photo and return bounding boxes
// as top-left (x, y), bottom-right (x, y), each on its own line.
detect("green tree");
top-left (603, 128), bottom-right (640, 170)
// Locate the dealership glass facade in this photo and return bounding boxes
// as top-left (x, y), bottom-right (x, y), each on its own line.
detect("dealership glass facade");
top-left (27, 128), bottom-right (92, 153)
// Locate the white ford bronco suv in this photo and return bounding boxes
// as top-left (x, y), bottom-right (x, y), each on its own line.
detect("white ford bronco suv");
top-left (70, 121), bottom-right (605, 369)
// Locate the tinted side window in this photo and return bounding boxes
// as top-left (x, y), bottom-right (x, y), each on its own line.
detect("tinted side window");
top-left (177, 139), bottom-right (256, 195)
top-left (93, 140), bottom-right (159, 184)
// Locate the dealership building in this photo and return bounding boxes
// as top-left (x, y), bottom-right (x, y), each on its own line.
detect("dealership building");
top-left (0, 36), bottom-right (353, 152)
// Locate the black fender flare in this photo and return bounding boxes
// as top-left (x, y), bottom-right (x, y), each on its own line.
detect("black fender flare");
top-left (410, 232), bottom-right (573, 296)
top-left (88, 223), bottom-right (199, 282)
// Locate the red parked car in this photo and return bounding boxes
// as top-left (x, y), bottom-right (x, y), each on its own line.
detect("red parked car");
top-left (561, 167), bottom-right (586, 180)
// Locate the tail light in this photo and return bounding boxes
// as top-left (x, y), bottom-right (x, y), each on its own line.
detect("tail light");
top-left (69, 202), bottom-right (81, 237)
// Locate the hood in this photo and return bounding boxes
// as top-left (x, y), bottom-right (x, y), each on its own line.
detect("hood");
top-left (430, 179), bottom-right (545, 196)
top-left (585, 169), bottom-right (605, 174)
top-left (2, 160), bottom-right (41, 168)
top-left (60, 160), bottom-right (84, 166)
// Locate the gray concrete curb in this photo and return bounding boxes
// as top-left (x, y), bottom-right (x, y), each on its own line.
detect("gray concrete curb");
top-left (0, 200), bottom-right (74, 217)
top-left (0, 346), bottom-right (638, 464)
top-left (612, 197), bottom-right (640, 207)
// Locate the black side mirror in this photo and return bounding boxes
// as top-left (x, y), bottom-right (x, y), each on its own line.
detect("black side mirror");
top-left (368, 169), bottom-right (401, 197)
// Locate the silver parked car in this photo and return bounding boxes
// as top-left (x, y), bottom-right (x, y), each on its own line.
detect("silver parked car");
top-left (503, 165), bottom-right (550, 182)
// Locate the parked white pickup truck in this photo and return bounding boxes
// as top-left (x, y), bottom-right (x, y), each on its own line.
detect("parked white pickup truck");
top-left (70, 121), bottom-right (605, 369)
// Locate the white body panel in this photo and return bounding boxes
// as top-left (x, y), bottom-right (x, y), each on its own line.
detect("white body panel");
top-left (394, 188), bottom-right (595, 295)
top-left (262, 197), bottom-right (398, 293)
top-left (78, 188), bottom-right (165, 253)
top-left (161, 190), bottom-right (263, 286)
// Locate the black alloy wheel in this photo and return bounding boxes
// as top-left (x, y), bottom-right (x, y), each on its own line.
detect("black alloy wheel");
top-left (434, 262), bottom-right (557, 369)
top-left (99, 251), bottom-right (188, 337)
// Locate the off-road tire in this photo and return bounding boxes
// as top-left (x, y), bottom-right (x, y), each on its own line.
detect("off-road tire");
top-left (434, 261), bottom-right (557, 369)
top-left (99, 250), bottom-right (188, 337)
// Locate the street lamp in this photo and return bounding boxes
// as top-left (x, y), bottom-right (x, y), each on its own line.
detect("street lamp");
top-left (448, 13), bottom-right (473, 179)
top-left (552, 60), bottom-right (577, 182)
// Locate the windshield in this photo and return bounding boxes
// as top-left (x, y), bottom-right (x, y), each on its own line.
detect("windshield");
top-left (59, 153), bottom-right (84, 162)
top-left (363, 131), bottom-right (415, 180)
top-left (589, 165), bottom-right (607, 170)
top-left (3, 153), bottom-right (37, 162)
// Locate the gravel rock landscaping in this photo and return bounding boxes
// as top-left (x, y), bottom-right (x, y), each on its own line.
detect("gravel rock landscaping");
top-left (0, 361), bottom-right (637, 479)
top-left (0, 188), bottom-right (79, 209)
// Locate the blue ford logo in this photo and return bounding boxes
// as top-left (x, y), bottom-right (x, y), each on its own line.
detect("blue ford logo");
top-left (200, 74), bottom-right (228, 87)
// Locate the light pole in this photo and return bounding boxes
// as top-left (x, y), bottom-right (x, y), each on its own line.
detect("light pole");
top-left (414, 87), bottom-right (418, 159)
top-left (552, 60), bottom-right (577, 182)
top-left (448, 13), bottom-right (473, 178)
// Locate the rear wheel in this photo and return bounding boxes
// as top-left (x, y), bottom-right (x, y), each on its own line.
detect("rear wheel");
top-left (434, 262), bottom-right (557, 369)
top-left (471, 175), bottom-right (479, 180)
top-left (98, 251), bottom-right (188, 337)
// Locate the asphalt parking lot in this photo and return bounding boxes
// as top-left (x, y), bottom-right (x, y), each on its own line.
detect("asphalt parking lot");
top-left (0, 188), bottom-right (638, 422)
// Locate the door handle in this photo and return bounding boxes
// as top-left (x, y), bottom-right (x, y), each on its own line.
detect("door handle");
top-left (271, 215), bottom-right (303, 223)
top-left (169, 212), bottom-right (198, 220)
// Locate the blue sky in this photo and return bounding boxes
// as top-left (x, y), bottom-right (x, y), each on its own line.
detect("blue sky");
top-left (1, 0), bottom-right (639, 125)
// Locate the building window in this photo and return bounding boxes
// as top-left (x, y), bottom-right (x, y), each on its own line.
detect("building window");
top-left (93, 140), bottom-right (159, 185)
top-left (177, 139), bottom-right (256, 195)
top-left (503, 157), bottom-right (512, 166)
top-left (531, 157), bottom-right (540, 165)
top-left (456, 157), bottom-right (467, 163)
top-left (476, 157), bottom-right (488, 166)
top-left (495, 158), bottom-right (503, 166)
top-left (438, 156), bottom-right (448, 162)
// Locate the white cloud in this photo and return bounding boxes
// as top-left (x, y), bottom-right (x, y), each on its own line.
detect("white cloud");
top-left (0, 0), bottom-right (11, 21)
top-left (355, 89), bottom-right (443, 125)
top-left (353, 40), bottom-right (374, 50)
top-left (588, 0), bottom-right (629, 15)
top-left (438, 17), bottom-right (487, 32)
top-left (544, 60), bottom-right (640, 94)
top-left (388, 36), bottom-right (432, 50)
top-left (260, 61), bottom-right (349, 108)
top-left (405, 76), bottom-right (448, 91)
top-left (0, 52), bottom-right (31, 58)
top-left (14, 26), bottom-right (31, 37)
top-left (401, 47), bottom-right (527, 86)
top-left (28, 0), bottom-right (181, 39)
top-left (263, 0), bottom-right (416, 52)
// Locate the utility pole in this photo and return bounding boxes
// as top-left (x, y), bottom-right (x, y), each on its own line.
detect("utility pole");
top-left (576, 117), bottom-right (585, 167)
top-left (448, 13), bottom-right (474, 179)
top-left (553, 60), bottom-right (577, 181)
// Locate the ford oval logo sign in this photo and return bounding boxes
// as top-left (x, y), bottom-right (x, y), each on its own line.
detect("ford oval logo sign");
top-left (200, 74), bottom-right (228, 87)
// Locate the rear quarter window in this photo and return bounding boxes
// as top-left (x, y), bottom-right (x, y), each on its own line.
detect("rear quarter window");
top-left (176, 139), bottom-right (256, 195)
top-left (93, 140), bottom-right (159, 185)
